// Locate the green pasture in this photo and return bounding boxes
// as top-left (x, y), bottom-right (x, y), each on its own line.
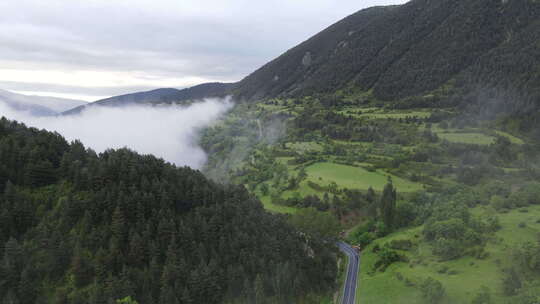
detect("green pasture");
top-left (357, 205), bottom-right (540, 303)
top-left (304, 162), bottom-right (423, 192)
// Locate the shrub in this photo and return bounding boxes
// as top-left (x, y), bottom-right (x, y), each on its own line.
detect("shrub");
top-left (420, 277), bottom-right (445, 304)
top-left (509, 191), bottom-right (529, 208)
top-left (432, 237), bottom-right (463, 261)
top-left (471, 286), bottom-right (492, 304)
top-left (374, 247), bottom-right (406, 272)
top-left (502, 268), bottom-right (522, 296)
top-left (388, 239), bottom-right (414, 251)
top-left (436, 265), bottom-right (449, 274)
top-left (485, 216), bottom-right (501, 232)
top-left (490, 195), bottom-right (510, 211)
top-left (356, 232), bottom-right (376, 248)
top-left (424, 218), bottom-right (467, 241)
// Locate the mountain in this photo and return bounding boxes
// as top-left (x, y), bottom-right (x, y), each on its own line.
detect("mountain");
top-left (235, 0), bottom-right (540, 108)
top-left (0, 89), bottom-right (87, 116)
top-left (63, 82), bottom-right (234, 115)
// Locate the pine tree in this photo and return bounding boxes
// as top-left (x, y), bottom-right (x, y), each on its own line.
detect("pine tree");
top-left (128, 232), bottom-right (145, 266)
top-left (159, 284), bottom-right (179, 304)
top-left (112, 206), bottom-right (126, 245)
top-left (254, 274), bottom-right (266, 304)
top-left (380, 179), bottom-right (397, 230)
top-left (180, 288), bottom-right (192, 304)
top-left (72, 244), bottom-right (93, 288)
top-left (2, 237), bottom-right (22, 288)
top-left (18, 266), bottom-right (36, 304)
top-left (2, 289), bottom-right (20, 304)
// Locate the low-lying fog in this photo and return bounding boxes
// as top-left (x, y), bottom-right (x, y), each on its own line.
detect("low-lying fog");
top-left (0, 98), bottom-right (233, 168)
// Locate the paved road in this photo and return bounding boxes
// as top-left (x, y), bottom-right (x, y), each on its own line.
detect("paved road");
top-left (338, 242), bottom-right (360, 304)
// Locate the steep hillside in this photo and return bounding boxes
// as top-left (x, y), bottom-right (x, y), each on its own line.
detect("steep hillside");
top-left (0, 89), bottom-right (87, 115)
top-left (63, 82), bottom-right (233, 115)
top-left (235, 0), bottom-right (540, 107)
top-left (0, 117), bottom-right (337, 304)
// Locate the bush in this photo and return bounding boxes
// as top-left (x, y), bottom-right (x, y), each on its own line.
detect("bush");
top-left (420, 277), bottom-right (445, 304)
top-left (423, 218), bottom-right (466, 241)
top-left (374, 246), bottom-right (406, 272)
top-left (486, 216), bottom-right (501, 232)
top-left (436, 265), bottom-right (449, 274)
top-left (388, 239), bottom-right (414, 251)
top-left (432, 237), bottom-right (463, 260)
top-left (490, 195), bottom-right (511, 211)
top-left (374, 221), bottom-right (390, 238)
top-left (395, 202), bottom-right (418, 228)
top-left (469, 246), bottom-right (489, 259)
top-left (502, 268), bottom-right (522, 296)
top-left (471, 286), bottom-right (491, 304)
top-left (509, 191), bottom-right (529, 208)
top-left (357, 232), bottom-right (376, 248)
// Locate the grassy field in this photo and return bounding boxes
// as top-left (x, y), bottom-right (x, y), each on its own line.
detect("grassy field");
top-left (339, 108), bottom-right (432, 120)
top-left (436, 132), bottom-right (496, 145)
top-left (286, 141), bottom-right (324, 152)
top-left (495, 130), bottom-right (524, 145)
top-left (356, 205), bottom-right (540, 304)
top-left (258, 196), bottom-right (298, 214)
top-left (360, 111), bottom-right (432, 120)
top-left (305, 162), bottom-right (423, 192)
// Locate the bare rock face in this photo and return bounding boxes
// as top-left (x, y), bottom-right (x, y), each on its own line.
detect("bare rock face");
top-left (302, 51), bottom-right (312, 67)
top-left (273, 75), bottom-right (280, 81)
top-left (338, 40), bottom-right (349, 48)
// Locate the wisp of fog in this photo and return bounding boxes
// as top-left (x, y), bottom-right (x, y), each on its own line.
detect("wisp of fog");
top-left (0, 98), bottom-right (233, 168)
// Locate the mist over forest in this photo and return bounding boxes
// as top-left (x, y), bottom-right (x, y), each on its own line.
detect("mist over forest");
top-left (0, 98), bottom-right (233, 168)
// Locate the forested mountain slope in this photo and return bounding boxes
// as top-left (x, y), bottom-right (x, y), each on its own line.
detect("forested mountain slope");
top-left (235, 0), bottom-right (540, 109)
top-left (63, 82), bottom-right (233, 115)
top-left (0, 117), bottom-right (336, 304)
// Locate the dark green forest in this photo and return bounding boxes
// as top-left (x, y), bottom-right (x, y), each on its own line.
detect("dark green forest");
top-left (0, 117), bottom-right (337, 304)
top-left (235, 0), bottom-right (540, 125)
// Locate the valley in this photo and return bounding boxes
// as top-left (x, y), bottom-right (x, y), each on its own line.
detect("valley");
top-left (201, 92), bottom-right (540, 303)
top-left (2, 0), bottom-right (540, 303)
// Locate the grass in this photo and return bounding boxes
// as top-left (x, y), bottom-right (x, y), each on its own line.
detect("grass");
top-left (286, 141), bottom-right (324, 152)
top-left (437, 132), bottom-right (496, 145)
top-left (339, 108), bottom-right (432, 120)
top-left (304, 162), bottom-right (423, 192)
top-left (281, 180), bottom-right (325, 199)
top-left (495, 130), bottom-right (524, 145)
top-left (258, 196), bottom-right (298, 214)
top-left (357, 228), bottom-right (424, 304)
top-left (359, 111), bottom-right (432, 119)
top-left (357, 205), bottom-right (540, 304)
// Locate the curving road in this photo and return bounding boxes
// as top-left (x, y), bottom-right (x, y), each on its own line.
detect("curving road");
top-left (338, 242), bottom-right (360, 304)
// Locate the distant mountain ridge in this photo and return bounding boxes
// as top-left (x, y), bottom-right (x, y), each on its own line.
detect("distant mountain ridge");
top-left (0, 89), bottom-right (87, 116)
top-left (63, 0), bottom-right (540, 116)
top-left (234, 0), bottom-right (540, 107)
top-left (63, 82), bottom-right (234, 115)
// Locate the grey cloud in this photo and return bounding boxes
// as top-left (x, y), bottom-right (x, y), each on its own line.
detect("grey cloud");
top-left (0, 0), bottom-right (407, 97)
top-left (0, 81), bottom-right (157, 100)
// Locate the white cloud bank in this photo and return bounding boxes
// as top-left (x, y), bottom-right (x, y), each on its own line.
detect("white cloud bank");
top-left (0, 98), bottom-right (233, 168)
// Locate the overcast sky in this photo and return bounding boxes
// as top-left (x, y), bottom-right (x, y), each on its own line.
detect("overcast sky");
top-left (0, 0), bottom-right (407, 102)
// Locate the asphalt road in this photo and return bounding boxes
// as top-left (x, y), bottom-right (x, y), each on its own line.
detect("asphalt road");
top-left (338, 242), bottom-right (360, 304)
